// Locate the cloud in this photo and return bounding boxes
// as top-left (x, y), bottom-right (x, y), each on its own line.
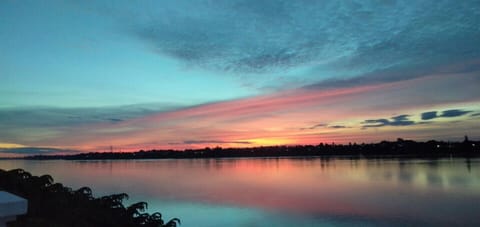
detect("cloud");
top-left (2, 72), bottom-right (479, 152)
top-left (300, 123), bottom-right (348, 130)
top-left (362, 115), bottom-right (416, 128)
top-left (362, 109), bottom-right (474, 129)
top-left (132, 1), bottom-right (323, 73)
top-left (421, 109), bottom-right (473, 120)
top-left (300, 123), bottom-right (327, 130)
top-left (440, 109), bottom-right (472, 118)
top-left (118, 0), bottom-right (480, 81)
top-left (0, 147), bottom-right (76, 155)
top-left (0, 103), bottom-right (179, 128)
top-left (329, 125), bottom-right (347, 129)
top-left (108, 118), bottom-right (124, 122)
top-left (183, 140), bottom-right (252, 145)
top-left (304, 60), bottom-right (480, 90)
top-left (421, 111), bottom-right (437, 120)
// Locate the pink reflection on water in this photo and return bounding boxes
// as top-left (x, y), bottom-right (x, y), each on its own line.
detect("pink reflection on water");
top-left (1, 158), bottom-right (479, 225)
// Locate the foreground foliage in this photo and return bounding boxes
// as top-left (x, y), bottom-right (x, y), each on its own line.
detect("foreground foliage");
top-left (0, 169), bottom-right (180, 227)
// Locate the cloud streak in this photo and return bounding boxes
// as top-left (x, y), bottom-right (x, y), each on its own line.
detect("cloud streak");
top-left (15, 69), bottom-right (475, 152)
top-left (0, 103), bottom-right (179, 128)
top-left (183, 140), bottom-right (252, 145)
top-left (0, 147), bottom-right (77, 155)
top-left (300, 123), bottom-right (327, 130)
top-left (421, 109), bottom-right (473, 121)
top-left (362, 115), bottom-right (416, 128)
top-left (329, 125), bottom-right (348, 129)
top-left (301, 124), bottom-right (348, 130)
top-left (440, 109), bottom-right (472, 118)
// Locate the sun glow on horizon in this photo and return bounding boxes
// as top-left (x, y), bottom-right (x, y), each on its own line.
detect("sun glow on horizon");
top-left (0, 143), bottom-right (27, 149)
top-left (247, 138), bottom-right (295, 147)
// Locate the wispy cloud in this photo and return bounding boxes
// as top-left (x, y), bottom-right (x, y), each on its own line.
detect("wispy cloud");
top-left (120, 0), bottom-right (480, 84)
top-left (301, 123), bottom-right (348, 130)
top-left (300, 123), bottom-right (327, 130)
top-left (329, 125), bottom-right (348, 129)
top-left (0, 147), bottom-right (78, 155)
top-left (108, 118), bottom-right (124, 122)
top-left (183, 140), bottom-right (252, 145)
top-left (0, 103), bottom-right (179, 128)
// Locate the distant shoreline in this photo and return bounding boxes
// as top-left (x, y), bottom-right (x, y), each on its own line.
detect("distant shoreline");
top-left (3, 154), bottom-right (479, 162)
top-left (11, 138), bottom-right (480, 161)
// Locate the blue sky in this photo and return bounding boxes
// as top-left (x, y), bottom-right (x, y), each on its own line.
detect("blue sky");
top-left (1, 0), bottom-right (480, 155)
top-left (1, 0), bottom-right (257, 108)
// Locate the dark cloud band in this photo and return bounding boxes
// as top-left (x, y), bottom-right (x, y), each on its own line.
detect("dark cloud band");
top-left (421, 109), bottom-right (473, 121)
top-left (183, 140), bottom-right (252, 145)
top-left (127, 0), bottom-right (480, 78)
top-left (362, 115), bottom-right (415, 128)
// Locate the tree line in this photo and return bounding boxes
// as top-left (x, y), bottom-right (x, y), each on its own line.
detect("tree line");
top-left (25, 138), bottom-right (479, 160)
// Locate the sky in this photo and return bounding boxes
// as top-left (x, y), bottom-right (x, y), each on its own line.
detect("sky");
top-left (1, 0), bottom-right (480, 156)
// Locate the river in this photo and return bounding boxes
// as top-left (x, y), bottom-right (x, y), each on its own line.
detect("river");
top-left (1, 157), bottom-right (479, 226)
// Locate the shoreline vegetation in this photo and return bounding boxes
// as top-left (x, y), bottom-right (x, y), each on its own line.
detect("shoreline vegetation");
top-left (19, 137), bottom-right (480, 160)
top-left (0, 169), bottom-right (180, 227)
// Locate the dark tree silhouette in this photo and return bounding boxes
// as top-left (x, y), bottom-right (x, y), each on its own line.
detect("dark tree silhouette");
top-left (0, 169), bottom-right (180, 227)
top-left (23, 138), bottom-right (479, 161)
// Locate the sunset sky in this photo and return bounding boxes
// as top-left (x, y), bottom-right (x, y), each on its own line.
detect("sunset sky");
top-left (1, 0), bottom-right (480, 156)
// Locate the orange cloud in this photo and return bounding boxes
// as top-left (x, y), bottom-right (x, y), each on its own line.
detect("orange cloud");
top-left (34, 71), bottom-right (480, 152)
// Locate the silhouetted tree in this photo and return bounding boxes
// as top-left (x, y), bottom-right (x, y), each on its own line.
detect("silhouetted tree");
top-left (0, 169), bottom-right (180, 227)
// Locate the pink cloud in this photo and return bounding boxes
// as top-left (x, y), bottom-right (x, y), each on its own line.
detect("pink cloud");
top-left (38, 70), bottom-right (480, 151)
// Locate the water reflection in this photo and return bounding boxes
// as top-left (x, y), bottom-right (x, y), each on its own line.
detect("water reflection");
top-left (1, 158), bottom-right (479, 226)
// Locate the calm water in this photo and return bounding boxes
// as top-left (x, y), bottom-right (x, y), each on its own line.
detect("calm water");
top-left (1, 158), bottom-right (479, 226)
